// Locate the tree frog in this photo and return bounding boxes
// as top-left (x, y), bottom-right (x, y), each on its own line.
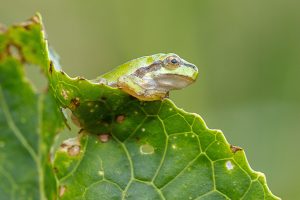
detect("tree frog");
top-left (97, 53), bottom-right (198, 101)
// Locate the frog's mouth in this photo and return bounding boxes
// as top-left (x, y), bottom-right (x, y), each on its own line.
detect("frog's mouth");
top-left (154, 74), bottom-right (195, 90)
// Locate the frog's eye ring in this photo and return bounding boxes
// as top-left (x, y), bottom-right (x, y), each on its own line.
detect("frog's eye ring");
top-left (164, 56), bottom-right (181, 69)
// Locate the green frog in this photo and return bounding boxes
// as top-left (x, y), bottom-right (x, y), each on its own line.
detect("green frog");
top-left (97, 53), bottom-right (198, 101)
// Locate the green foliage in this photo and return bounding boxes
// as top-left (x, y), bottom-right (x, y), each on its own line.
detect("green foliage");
top-left (0, 15), bottom-right (280, 200)
top-left (0, 16), bottom-right (64, 199)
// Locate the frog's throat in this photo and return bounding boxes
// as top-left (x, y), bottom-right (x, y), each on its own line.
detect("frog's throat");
top-left (153, 74), bottom-right (195, 90)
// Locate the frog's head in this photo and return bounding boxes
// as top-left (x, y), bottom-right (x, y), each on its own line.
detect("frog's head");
top-left (116, 53), bottom-right (199, 100)
top-left (137, 53), bottom-right (198, 91)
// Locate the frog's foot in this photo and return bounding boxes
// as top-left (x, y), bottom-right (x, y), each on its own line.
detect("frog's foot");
top-left (143, 89), bottom-right (167, 101)
top-left (164, 91), bottom-right (170, 99)
top-left (117, 75), bottom-right (167, 101)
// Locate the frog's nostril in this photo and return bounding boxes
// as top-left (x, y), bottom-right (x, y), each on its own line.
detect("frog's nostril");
top-left (184, 62), bottom-right (197, 71)
top-left (193, 65), bottom-right (198, 71)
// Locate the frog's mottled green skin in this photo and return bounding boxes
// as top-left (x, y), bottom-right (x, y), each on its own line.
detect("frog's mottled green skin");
top-left (98, 53), bottom-right (198, 101)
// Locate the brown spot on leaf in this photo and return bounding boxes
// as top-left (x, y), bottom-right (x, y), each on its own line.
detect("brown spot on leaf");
top-left (67, 145), bottom-right (81, 156)
top-left (60, 137), bottom-right (81, 156)
top-left (49, 61), bottom-right (53, 74)
top-left (60, 70), bottom-right (65, 75)
top-left (98, 133), bottom-right (110, 143)
top-left (70, 97), bottom-right (80, 108)
top-left (30, 15), bottom-right (40, 24)
top-left (53, 167), bottom-right (58, 174)
top-left (116, 115), bottom-right (125, 123)
top-left (60, 143), bottom-right (68, 148)
top-left (230, 145), bottom-right (243, 153)
top-left (76, 76), bottom-right (86, 80)
top-left (23, 24), bottom-right (32, 30)
top-left (16, 21), bottom-right (33, 30)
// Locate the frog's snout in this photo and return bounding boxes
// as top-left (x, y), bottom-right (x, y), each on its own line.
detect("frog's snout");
top-left (185, 62), bottom-right (198, 80)
top-left (191, 64), bottom-right (198, 72)
top-left (184, 62), bottom-right (197, 71)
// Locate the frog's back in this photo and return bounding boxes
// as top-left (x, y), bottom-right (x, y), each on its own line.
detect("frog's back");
top-left (100, 53), bottom-right (165, 82)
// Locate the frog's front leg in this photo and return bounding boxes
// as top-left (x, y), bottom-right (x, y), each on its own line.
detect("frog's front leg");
top-left (143, 89), bottom-right (169, 100)
top-left (117, 75), bottom-right (147, 99)
top-left (117, 75), bottom-right (165, 101)
top-left (164, 91), bottom-right (170, 99)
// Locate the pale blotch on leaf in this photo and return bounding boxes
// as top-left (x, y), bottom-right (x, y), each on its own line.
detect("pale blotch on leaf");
top-left (98, 170), bottom-right (104, 176)
top-left (60, 137), bottom-right (81, 156)
top-left (90, 108), bottom-right (95, 113)
top-left (141, 128), bottom-right (146, 132)
top-left (140, 144), bottom-right (154, 155)
top-left (7, 44), bottom-right (22, 61)
top-left (61, 89), bottom-right (69, 100)
top-left (172, 144), bottom-right (177, 149)
top-left (226, 160), bottom-right (234, 170)
top-left (59, 185), bottom-right (66, 197)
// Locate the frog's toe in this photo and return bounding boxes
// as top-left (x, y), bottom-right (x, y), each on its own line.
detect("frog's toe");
top-left (164, 91), bottom-right (170, 98)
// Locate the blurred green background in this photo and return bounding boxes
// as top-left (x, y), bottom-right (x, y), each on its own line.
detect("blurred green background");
top-left (1, 0), bottom-right (299, 198)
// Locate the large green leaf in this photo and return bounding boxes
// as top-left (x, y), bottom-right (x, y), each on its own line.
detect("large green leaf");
top-left (0, 14), bottom-right (280, 200)
top-left (0, 16), bottom-right (65, 199)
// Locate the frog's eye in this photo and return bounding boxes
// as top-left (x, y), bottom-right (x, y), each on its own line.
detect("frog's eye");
top-left (164, 56), bottom-right (181, 69)
top-left (171, 58), bottom-right (178, 64)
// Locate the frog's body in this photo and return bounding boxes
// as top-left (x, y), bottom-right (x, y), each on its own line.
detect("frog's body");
top-left (98, 53), bottom-right (198, 101)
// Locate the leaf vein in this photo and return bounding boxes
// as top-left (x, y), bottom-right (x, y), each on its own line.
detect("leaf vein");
top-left (0, 86), bottom-right (39, 163)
